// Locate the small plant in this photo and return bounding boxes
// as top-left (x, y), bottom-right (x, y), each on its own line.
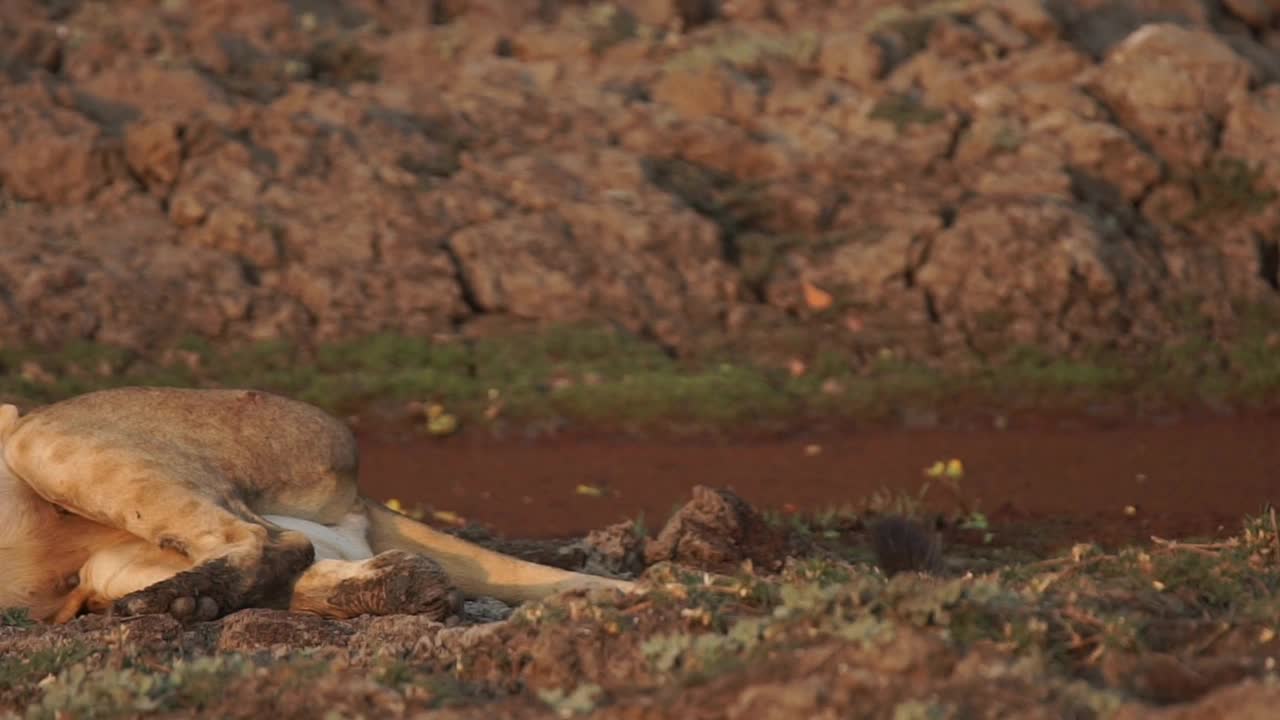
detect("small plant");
top-left (28, 655), bottom-right (254, 720)
top-left (870, 92), bottom-right (947, 132)
top-left (1187, 156), bottom-right (1278, 221)
top-left (538, 683), bottom-right (605, 717)
top-left (630, 512), bottom-right (649, 540)
top-left (958, 511), bottom-right (992, 543)
top-left (0, 607), bottom-right (34, 628)
top-left (925, 457), bottom-right (993, 541)
top-left (0, 643), bottom-right (92, 691)
top-left (580, 4), bottom-right (638, 55)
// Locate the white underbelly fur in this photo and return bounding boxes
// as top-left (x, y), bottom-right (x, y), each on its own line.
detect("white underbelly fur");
top-left (262, 512), bottom-right (376, 562)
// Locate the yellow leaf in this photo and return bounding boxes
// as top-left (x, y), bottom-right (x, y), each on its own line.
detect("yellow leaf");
top-left (427, 413), bottom-right (459, 436)
top-left (576, 484), bottom-right (605, 497)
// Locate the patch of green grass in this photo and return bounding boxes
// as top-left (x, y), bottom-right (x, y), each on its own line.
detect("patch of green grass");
top-left (0, 607), bottom-right (35, 628)
top-left (0, 643), bottom-right (91, 691)
top-left (374, 661), bottom-right (486, 709)
top-left (6, 305), bottom-right (1280, 437)
top-left (548, 363), bottom-right (798, 432)
top-left (981, 346), bottom-right (1135, 397)
top-left (1224, 301), bottom-right (1280, 399)
top-left (27, 655), bottom-right (256, 720)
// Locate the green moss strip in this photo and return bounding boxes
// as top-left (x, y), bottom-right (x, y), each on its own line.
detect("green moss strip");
top-left (3, 320), bottom-right (1280, 436)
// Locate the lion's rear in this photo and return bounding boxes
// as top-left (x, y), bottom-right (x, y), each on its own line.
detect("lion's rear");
top-left (17, 387), bottom-right (361, 512)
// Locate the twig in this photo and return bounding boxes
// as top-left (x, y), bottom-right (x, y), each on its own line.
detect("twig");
top-left (1270, 507), bottom-right (1280, 562)
top-left (1024, 552), bottom-right (1113, 572)
top-left (1187, 621), bottom-right (1232, 657)
top-left (1060, 606), bottom-right (1105, 629)
top-left (1083, 644), bottom-right (1107, 665)
top-left (1022, 556), bottom-right (1076, 570)
top-left (1150, 536), bottom-right (1231, 555)
top-left (620, 601), bottom-right (652, 616)
top-left (133, 657), bottom-right (170, 674)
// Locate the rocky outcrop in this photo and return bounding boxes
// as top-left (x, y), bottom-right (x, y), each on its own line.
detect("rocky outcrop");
top-left (0, 0), bottom-right (1278, 367)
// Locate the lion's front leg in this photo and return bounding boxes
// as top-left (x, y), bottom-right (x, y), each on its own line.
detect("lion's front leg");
top-left (107, 515), bottom-right (315, 621)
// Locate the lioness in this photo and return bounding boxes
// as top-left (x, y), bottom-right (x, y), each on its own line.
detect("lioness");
top-left (0, 386), bottom-right (636, 624)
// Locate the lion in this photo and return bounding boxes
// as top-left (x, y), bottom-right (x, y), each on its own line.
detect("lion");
top-left (0, 386), bottom-right (637, 624)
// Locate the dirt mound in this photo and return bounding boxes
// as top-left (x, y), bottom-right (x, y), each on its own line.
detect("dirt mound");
top-left (0, 0), bottom-right (1277, 370)
top-left (642, 484), bottom-right (791, 572)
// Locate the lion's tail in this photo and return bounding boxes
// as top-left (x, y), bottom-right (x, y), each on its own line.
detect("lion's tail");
top-left (0, 404), bottom-right (19, 444)
top-left (363, 498), bottom-right (636, 605)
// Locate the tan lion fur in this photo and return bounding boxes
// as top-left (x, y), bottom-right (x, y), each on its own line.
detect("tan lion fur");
top-left (0, 387), bottom-right (635, 623)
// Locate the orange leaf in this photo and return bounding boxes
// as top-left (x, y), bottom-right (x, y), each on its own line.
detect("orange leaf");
top-left (802, 281), bottom-right (833, 311)
top-left (788, 357), bottom-right (808, 377)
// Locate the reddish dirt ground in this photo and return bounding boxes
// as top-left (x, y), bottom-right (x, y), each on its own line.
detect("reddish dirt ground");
top-left (355, 411), bottom-right (1280, 551)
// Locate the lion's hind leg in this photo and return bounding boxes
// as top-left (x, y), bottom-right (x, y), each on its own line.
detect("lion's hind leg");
top-left (290, 551), bottom-right (460, 621)
top-left (4, 429), bottom-right (315, 622)
top-left (50, 586), bottom-right (93, 625)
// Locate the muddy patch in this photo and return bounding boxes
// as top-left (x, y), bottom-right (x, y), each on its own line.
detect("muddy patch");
top-left (356, 413), bottom-right (1280, 551)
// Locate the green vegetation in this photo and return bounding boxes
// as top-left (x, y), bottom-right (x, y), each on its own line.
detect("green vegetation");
top-left (579, 3), bottom-right (639, 55)
top-left (29, 656), bottom-right (250, 720)
top-left (0, 608), bottom-right (35, 629)
top-left (866, 0), bottom-right (980, 55)
top-left (662, 28), bottom-right (821, 74)
top-left (0, 643), bottom-right (91, 691)
top-left (19, 651), bottom-right (494, 719)
top-left (869, 92), bottom-right (948, 131)
top-left (573, 508), bottom-right (1280, 698)
top-left (1186, 156), bottom-right (1278, 221)
top-left (4, 315), bottom-right (1280, 437)
top-left (5, 506), bottom-right (1279, 715)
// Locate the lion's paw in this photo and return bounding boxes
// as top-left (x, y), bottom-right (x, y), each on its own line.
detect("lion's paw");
top-left (112, 566), bottom-right (237, 622)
